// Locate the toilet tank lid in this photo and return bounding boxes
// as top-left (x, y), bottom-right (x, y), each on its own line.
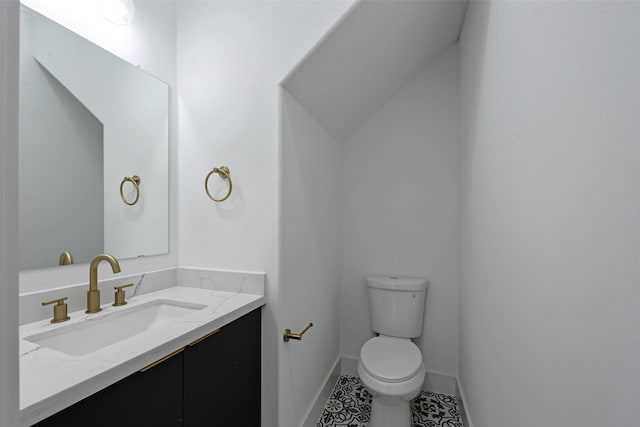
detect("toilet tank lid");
top-left (366, 275), bottom-right (427, 291)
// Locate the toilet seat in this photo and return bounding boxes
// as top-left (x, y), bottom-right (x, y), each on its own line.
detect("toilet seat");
top-left (360, 337), bottom-right (422, 383)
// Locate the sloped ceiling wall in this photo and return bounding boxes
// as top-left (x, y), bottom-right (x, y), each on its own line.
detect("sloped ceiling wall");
top-left (282, 0), bottom-right (468, 142)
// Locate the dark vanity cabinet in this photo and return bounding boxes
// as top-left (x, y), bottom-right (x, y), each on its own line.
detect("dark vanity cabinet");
top-left (34, 347), bottom-right (185, 427)
top-left (183, 307), bottom-right (261, 426)
top-left (34, 308), bottom-right (261, 427)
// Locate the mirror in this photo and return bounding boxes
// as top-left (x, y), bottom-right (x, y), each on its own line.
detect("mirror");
top-left (19, 5), bottom-right (169, 270)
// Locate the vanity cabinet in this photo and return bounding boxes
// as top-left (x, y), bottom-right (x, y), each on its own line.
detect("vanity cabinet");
top-left (34, 348), bottom-right (184, 426)
top-left (34, 308), bottom-right (261, 427)
top-left (183, 307), bottom-right (261, 426)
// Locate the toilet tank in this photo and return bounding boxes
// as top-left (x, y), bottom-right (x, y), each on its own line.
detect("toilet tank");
top-left (366, 275), bottom-right (427, 338)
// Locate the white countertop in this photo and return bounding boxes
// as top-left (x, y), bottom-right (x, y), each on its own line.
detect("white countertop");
top-left (19, 286), bottom-right (264, 426)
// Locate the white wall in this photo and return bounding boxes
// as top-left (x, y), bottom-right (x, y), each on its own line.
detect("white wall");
top-left (0, 2), bottom-right (20, 425)
top-left (19, 0), bottom-right (176, 293)
top-left (282, 0), bottom-right (467, 142)
top-left (19, 9), bottom-right (104, 270)
top-left (459, 2), bottom-right (640, 426)
top-left (175, 2), bottom-right (352, 426)
top-left (280, 90), bottom-right (341, 427)
top-left (339, 44), bottom-right (460, 379)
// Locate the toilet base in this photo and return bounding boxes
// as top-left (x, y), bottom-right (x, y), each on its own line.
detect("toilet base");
top-left (370, 397), bottom-right (412, 427)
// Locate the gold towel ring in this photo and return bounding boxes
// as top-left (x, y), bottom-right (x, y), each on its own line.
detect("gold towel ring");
top-left (205, 166), bottom-right (232, 202)
top-left (120, 175), bottom-right (141, 206)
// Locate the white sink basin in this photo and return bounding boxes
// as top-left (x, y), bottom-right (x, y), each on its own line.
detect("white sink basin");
top-left (25, 300), bottom-right (206, 356)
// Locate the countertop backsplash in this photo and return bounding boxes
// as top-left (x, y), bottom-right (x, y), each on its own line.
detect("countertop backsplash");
top-left (20, 267), bottom-right (265, 325)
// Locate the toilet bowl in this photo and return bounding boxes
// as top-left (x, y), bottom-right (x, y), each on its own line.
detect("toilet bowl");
top-left (359, 275), bottom-right (428, 427)
top-left (357, 336), bottom-right (425, 427)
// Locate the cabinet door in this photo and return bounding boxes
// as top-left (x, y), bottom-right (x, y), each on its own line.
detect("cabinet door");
top-left (35, 349), bottom-right (184, 427)
top-left (183, 309), bottom-right (261, 427)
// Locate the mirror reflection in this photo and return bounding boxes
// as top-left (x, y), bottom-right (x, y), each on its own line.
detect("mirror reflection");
top-left (19, 5), bottom-right (169, 270)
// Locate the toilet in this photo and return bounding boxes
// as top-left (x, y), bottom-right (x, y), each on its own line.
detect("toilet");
top-left (357, 275), bottom-right (428, 427)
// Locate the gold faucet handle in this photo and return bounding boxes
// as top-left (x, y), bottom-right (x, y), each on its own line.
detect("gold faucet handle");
top-left (42, 297), bottom-right (70, 323)
top-left (113, 283), bottom-right (134, 307)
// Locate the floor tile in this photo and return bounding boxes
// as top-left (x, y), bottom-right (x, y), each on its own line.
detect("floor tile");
top-left (315, 375), bottom-right (463, 427)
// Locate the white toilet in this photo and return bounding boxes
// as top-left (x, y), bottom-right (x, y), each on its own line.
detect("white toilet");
top-left (357, 275), bottom-right (428, 427)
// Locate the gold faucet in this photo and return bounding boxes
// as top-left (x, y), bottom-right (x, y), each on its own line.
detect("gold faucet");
top-left (86, 254), bottom-right (121, 313)
top-left (58, 251), bottom-right (74, 266)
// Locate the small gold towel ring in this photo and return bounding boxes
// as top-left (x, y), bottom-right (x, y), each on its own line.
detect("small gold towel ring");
top-left (120, 175), bottom-right (141, 206)
top-left (205, 166), bottom-right (232, 202)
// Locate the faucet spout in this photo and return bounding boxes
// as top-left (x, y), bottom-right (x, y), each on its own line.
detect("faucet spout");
top-left (86, 253), bottom-right (121, 313)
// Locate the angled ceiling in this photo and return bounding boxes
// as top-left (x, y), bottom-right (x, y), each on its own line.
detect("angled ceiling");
top-left (282, 0), bottom-right (468, 142)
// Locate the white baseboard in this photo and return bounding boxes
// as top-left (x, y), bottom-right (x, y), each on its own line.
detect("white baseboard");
top-left (423, 370), bottom-right (457, 396)
top-left (300, 356), bottom-right (341, 427)
top-left (339, 355), bottom-right (457, 396)
top-left (455, 377), bottom-right (474, 427)
top-left (341, 355), bottom-right (359, 376)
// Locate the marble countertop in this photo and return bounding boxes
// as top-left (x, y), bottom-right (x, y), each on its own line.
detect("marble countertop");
top-left (19, 286), bottom-right (264, 426)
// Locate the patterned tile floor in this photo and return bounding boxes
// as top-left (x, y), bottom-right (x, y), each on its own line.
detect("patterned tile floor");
top-left (316, 375), bottom-right (463, 427)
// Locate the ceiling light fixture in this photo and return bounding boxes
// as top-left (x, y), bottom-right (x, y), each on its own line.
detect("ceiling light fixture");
top-left (101, 0), bottom-right (136, 26)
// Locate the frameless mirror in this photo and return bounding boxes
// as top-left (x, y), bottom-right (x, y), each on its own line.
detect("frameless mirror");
top-left (19, 5), bottom-right (169, 270)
